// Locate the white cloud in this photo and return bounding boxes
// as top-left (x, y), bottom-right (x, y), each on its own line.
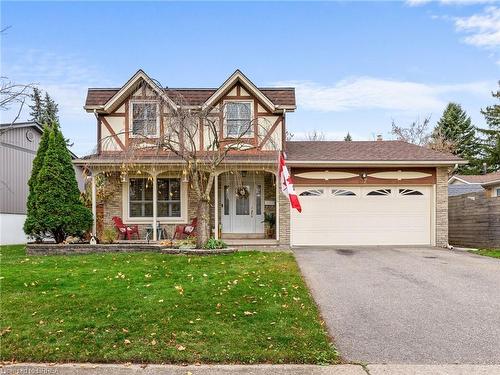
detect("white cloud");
top-left (1, 48), bottom-right (111, 155)
top-left (2, 48), bottom-right (109, 120)
top-left (454, 6), bottom-right (500, 47)
top-left (274, 77), bottom-right (489, 113)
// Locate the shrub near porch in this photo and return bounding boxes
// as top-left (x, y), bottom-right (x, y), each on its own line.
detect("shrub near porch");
top-left (0, 246), bottom-right (336, 364)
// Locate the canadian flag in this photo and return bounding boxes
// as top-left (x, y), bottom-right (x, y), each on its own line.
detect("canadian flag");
top-left (279, 153), bottom-right (302, 213)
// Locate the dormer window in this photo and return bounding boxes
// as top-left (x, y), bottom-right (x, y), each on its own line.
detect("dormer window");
top-left (225, 101), bottom-right (252, 138)
top-left (131, 101), bottom-right (159, 137)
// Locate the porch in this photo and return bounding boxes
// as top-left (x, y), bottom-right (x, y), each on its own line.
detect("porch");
top-left (85, 164), bottom-right (289, 245)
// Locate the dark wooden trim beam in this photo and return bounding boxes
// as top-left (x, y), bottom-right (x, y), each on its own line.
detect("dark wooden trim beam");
top-left (101, 116), bottom-right (126, 150)
top-left (258, 116), bottom-right (282, 149)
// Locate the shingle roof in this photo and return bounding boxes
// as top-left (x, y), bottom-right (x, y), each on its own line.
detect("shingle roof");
top-left (85, 87), bottom-right (295, 107)
top-left (454, 171), bottom-right (500, 184)
top-left (285, 141), bottom-right (463, 162)
top-left (448, 184), bottom-right (484, 197)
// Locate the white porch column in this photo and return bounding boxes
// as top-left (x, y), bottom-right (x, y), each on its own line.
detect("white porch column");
top-left (152, 174), bottom-right (158, 241)
top-left (275, 172), bottom-right (280, 241)
top-left (214, 173), bottom-right (219, 240)
top-left (91, 172), bottom-right (97, 236)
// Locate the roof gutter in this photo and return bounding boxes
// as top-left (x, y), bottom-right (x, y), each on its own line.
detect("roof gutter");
top-left (286, 160), bottom-right (467, 167)
top-left (481, 179), bottom-right (500, 187)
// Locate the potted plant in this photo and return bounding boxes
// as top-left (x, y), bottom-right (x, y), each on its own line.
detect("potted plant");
top-left (263, 212), bottom-right (276, 239)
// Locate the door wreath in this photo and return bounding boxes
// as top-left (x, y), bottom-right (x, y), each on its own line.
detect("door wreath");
top-left (236, 186), bottom-right (249, 199)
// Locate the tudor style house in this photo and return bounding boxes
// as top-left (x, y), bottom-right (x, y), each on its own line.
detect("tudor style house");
top-left (75, 69), bottom-right (465, 247)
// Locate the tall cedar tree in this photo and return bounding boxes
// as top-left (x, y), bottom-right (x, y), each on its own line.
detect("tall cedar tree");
top-left (42, 92), bottom-right (59, 124)
top-left (29, 87), bottom-right (44, 123)
top-left (29, 125), bottom-right (92, 243)
top-left (479, 83), bottom-right (500, 172)
top-left (433, 103), bottom-right (481, 174)
top-left (24, 123), bottom-right (52, 239)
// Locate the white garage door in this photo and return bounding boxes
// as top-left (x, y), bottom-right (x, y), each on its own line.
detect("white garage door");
top-left (291, 186), bottom-right (432, 246)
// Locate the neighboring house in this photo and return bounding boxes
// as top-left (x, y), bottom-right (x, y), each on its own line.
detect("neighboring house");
top-left (448, 172), bottom-right (500, 198)
top-left (0, 122), bottom-right (84, 245)
top-left (75, 69), bottom-right (464, 247)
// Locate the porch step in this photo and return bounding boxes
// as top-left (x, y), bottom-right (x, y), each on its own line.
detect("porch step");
top-left (222, 233), bottom-right (266, 239)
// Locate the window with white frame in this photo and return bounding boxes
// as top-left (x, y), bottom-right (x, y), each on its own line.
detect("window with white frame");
top-left (226, 101), bottom-right (252, 137)
top-left (157, 178), bottom-right (181, 217)
top-left (129, 178), bottom-right (153, 217)
top-left (129, 177), bottom-right (182, 218)
top-left (131, 102), bottom-right (158, 136)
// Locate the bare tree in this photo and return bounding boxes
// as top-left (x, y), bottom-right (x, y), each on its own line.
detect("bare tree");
top-left (0, 27), bottom-right (35, 133)
top-left (303, 129), bottom-right (326, 141)
top-left (98, 80), bottom-right (279, 247)
top-left (391, 116), bottom-right (431, 146)
top-left (0, 79), bottom-right (34, 131)
top-left (427, 128), bottom-right (456, 153)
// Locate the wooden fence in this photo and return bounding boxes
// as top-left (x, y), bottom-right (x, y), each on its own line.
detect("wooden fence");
top-left (449, 192), bottom-right (500, 248)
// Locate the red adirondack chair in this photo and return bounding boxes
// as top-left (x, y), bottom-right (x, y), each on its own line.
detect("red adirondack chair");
top-left (111, 216), bottom-right (140, 240)
top-left (173, 218), bottom-right (197, 240)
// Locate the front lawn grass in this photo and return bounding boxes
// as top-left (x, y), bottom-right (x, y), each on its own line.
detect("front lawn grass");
top-left (471, 249), bottom-right (500, 259)
top-left (0, 245), bottom-right (336, 364)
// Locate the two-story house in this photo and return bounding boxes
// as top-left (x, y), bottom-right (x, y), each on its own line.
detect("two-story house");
top-left (75, 69), bottom-right (465, 247)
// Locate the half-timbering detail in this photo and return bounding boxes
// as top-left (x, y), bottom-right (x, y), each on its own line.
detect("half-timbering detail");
top-left (75, 69), bottom-right (464, 248)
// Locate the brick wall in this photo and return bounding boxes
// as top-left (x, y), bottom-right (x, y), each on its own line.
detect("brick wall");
top-left (100, 172), bottom-right (198, 241)
top-left (278, 191), bottom-right (290, 246)
top-left (436, 167), bottom-right (449, 247)
top-left (102, 173), bottom-right (122, 233)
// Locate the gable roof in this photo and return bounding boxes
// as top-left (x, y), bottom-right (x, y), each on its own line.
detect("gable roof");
top-left (0, 121), bottom-right (43, 134)
top-left (202, 70), bottom-right (277, 111)
top-left (84, 70), bottom-right (296, 111)
top-left (449, 171), bottom-right (500, 185)
top-left (100, 70), bottom-right (178, 113)
top-left (285, 140), bottom-right (465, 165)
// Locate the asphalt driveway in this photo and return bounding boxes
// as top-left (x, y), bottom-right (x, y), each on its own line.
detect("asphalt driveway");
top-left (294, 247), bottom-right (500, 364)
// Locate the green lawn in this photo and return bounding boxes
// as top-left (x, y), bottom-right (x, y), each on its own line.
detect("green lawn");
top-left (0, 245), bottom-right (336, 364)
top-left (471, 249), bottom-right (500, 259)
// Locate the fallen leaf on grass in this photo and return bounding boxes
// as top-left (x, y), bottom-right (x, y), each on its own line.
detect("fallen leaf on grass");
top-left (124, 339), bottom-right (131, 345)
top-left (177, 345), bottom-right (186, 351)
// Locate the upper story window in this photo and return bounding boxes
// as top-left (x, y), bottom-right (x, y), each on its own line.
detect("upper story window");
top-left (226, 101), bottom-right (252, 138)
top-left (131, 102), bottom-right (159, 137)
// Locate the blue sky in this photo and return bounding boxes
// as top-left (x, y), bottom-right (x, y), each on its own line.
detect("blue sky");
top-left (1, 1), bottom-right (499, 156)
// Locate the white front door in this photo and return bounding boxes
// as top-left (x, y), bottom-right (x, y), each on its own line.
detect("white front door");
top-left (221, 174), bottom-right (264, 234)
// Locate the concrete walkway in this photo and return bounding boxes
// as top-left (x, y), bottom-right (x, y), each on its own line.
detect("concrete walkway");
top-left (2, 363), bottom-right (500, 375)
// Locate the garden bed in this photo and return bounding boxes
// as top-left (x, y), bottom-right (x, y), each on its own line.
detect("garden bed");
top-left (26, 243), bottom-right (237, 256)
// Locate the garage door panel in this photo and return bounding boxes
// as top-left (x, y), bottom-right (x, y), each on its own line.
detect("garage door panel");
top-left (292, 186), bottom-right (431, 246)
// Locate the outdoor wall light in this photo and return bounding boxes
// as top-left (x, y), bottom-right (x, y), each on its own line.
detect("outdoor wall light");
top-left (182, 169), bottom-right (189, 183)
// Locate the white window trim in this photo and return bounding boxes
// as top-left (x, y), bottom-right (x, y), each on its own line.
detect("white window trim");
top-left (223, 99), bottom-right (254, 138)
top-left (122, 175), bottom-right (188, 224)
top-left (129, 100), bottom-right (160, 138)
